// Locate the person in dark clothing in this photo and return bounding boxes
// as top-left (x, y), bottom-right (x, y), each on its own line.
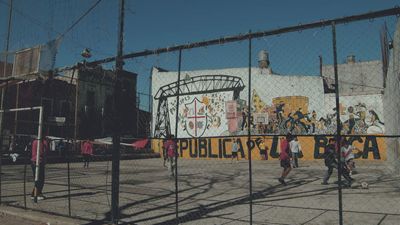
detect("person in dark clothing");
top-left (322, 138), bottom-right (352, 187)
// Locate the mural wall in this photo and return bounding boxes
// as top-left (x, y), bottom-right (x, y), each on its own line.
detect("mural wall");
top-left (152, 67), bottom-right (385, 138)
top-left (152, 136), bottom-right (386, 161)
top-left (168, 92), bottom-right (233, 137)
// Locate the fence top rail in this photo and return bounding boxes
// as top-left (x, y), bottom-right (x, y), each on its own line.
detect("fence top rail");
top-left (54, 6), bottom-right (400, 73)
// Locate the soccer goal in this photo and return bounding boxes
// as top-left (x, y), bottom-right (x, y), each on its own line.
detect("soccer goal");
top-left (0, 106), bottom-right (43, 202)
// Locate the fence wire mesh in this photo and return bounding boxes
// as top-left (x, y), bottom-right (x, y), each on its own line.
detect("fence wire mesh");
top-left (0, 8), bottom-right (400, 225)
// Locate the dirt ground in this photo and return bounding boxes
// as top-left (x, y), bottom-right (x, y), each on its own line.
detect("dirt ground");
top-left (0, 211), bottom-right (47, 225)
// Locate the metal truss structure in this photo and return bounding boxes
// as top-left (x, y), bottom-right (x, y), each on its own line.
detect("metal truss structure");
top-left (153, 75), bottom-right (245, 138)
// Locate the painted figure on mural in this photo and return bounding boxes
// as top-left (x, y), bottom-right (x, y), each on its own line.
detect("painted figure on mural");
top-left (366, 110), bottom-right (385, 134)
top-left (285, 112), bottom-right (296, 133)
top-left (241, 108), bottom-right (255, 130)
top-left (294, 108), bottom-right (310, 133)
top-left (347, 106), bottom-right (356, 134)
top-left (241, 108), bottom-right (247, 131)
top-left (275, 101), bottom-right (285, 124)
top-left (310, 110), bottom-right (317, 133)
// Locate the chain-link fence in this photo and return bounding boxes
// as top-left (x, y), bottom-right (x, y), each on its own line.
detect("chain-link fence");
top-left (1, 7), bottom-right (400, 225)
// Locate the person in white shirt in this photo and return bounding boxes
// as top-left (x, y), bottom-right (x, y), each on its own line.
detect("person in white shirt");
top-left (341, 140), bottom-right (360, 176)
top-left (289, 136), bottom-right (301, 168)
top-left (231, 139), bottom-right (239, 163)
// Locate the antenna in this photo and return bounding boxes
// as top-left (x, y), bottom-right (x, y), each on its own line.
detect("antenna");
top-left (380, 22), bottom-right (389, 88)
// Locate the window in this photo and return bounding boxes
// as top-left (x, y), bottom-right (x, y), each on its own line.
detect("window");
top-left (59, 100), bottom-right (71, 117)
top-left (41, 98), bottom-right (53, 118)
top-left (86, 91), bottom-right (95, 108)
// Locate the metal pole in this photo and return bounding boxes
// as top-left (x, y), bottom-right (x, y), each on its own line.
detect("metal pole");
top-left (67, 68), bottom-right (76, 217)
top-left (0, 0), bottom-right (13, 205)
top-left (66, 137), bottom-right (71, 216)
top-left (23, 157), bottom-right (27, 209)
top-left (148, 73), bottom-right (153, 150)
top-left (247, 32), bottom-right (253, 224)
top-left (136, 96), bottom-right (139, 136)
top-left (0, 106), bottom-right (43, 203)
top-left (111, 0), bottom-right (124, 223)
top-left (331, 22), bottom-right (343, 225)
top-left (13, 83), bottom-right (19, 134)
top-left (34, 106), bottom-right (43, 203)
top-left (174, 49), bottom-right (182, 222)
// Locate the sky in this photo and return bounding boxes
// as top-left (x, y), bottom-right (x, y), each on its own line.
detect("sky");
top-left (0, 0), bottom-right (399, 109)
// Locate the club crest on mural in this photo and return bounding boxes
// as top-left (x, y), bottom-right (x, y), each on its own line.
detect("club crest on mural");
top-left (183, 97), bottom-right (209, 137)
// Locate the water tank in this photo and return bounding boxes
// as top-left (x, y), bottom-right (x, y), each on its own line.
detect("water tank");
top-left (346, 55), bottom-right (356, 63)
top-left (258, 50), bottom-right (270, 68)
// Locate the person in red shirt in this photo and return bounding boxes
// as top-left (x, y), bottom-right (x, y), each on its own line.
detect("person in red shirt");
top-left (278, 134), bottom-right (292, 186)
top-left (31, 137), bottom-right (49, 200)
top-left (81, 139), bottom-right (94, 168)
top-left (163, 135), bottom-right (178, 177)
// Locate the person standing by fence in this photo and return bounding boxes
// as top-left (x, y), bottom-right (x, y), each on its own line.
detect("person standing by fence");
top-left (289, 136), bottom-right (302, 168)
top-left (31, 137), bottom-right (49, 201)
top-left (231, 139), bottom-right (239, 162)
top-left (81, 139), bottom-right (94, 168)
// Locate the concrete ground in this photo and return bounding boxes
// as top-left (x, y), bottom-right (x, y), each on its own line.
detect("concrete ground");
top-left (0, 158), bottom-right (399, 225)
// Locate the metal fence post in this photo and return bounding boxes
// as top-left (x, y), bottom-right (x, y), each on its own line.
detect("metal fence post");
top-left (23, 155), bottom-right (27, 209)
top-left (174, 49), bottom-right (183, 222)
top-left (331, 21), bottom-right (343, 225)
top-left (67, 140), bottom-right (71, 216)
top-left (247, 33), bottom-right (253, 225)
top-left (0, 0), bottom-right (13, 206)
top-left (111, 0), bottom-right (125, 223)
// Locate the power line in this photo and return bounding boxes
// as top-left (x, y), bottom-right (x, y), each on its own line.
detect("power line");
top-left (58, 0), bottom-right (103, 39)
top-left (0, 0), bottom-right (59, 37)
top-left (0, 0), bottom-right (107, 56)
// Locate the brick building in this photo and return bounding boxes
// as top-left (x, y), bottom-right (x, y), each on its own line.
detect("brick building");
top-left (0, 64), bottom-right (150, 142)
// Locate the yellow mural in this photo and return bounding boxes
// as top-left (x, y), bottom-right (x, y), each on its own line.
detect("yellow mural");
top-left (152, 136), bottom-right (387, 161)
top-left (272, 96), bottom-right (309, 117)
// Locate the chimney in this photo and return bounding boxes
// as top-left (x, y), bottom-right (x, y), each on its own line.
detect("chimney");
top-left (258, 50), bottom-right (270, 69)
top-left (346, 55), bottom-right (356, 64)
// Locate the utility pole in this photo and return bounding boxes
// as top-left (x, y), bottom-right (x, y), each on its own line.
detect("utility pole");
top-left (0, 0), bottom-right (13, 204)
top-left (0, 0), bottom-right (13, 144)
top-left (111, 0), bottom-right (124, 224)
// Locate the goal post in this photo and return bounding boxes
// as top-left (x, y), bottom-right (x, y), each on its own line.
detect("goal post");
top-left (0, 106), bottom-right (43, 202)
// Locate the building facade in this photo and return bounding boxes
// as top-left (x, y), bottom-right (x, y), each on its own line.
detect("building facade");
top-left (1, 65), bottom-right (143, 141)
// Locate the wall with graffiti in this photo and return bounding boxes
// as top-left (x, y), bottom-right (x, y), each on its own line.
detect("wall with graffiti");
top-left (151, 67), bottom-right (385, 137)
top-left (168, 92), bottom-right (233, 137)
top-left (152, 136), bottom-right (386, 161)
